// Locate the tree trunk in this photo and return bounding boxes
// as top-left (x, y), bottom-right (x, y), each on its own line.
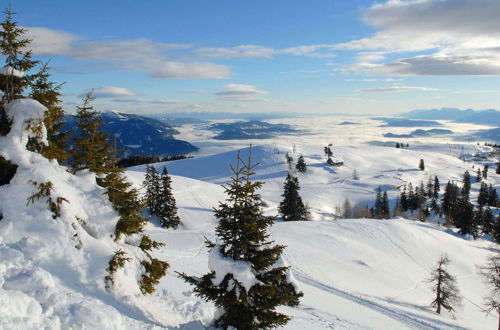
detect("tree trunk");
top-left (436, 267), bottom-right (442, 314)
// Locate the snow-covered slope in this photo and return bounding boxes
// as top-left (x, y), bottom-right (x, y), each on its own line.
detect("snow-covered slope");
top-left (1, 103), bottom-right (498, 329)
top-left (0, 99), bottom-right (176, 328)
top-left (128, 144), bottom-right (498, 329)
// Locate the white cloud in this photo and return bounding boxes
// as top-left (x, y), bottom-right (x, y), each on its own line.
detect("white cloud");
top-left (216, 84), bottom-right (268, 101)
top-left (351, 54), bottom-right (500, 76)
top-left (356, 86), bottom-right (439, 93)
top-left (340, 0), bottom-right (500, 75)
top-left (196, 44), bottom-right (337, 59)
top-left (25, 27), bottom-right (230, 79)
top-left (112, 97), bottom-right (180, 104)
top-left (196, 45), bottom-right (276, 59)
top-left (177, 89), bottom-right (207, 94)
top-left (80, 86), bottom-right (136, 98)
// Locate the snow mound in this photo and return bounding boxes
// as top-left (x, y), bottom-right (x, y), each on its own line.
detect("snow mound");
top-left (0, 99), bottom-right (176, 328)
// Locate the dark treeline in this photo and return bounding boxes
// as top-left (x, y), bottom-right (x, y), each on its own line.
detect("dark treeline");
top-left (117, 154), bottom-right (193, 168)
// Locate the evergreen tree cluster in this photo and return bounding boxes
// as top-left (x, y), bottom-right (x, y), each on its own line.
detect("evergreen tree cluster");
top-left (395, 142), bottom-right (409, 148)
top-left (372, 186), bottom-right (390, 219)
top-left (179, 148), bottom-right (302, 329)
top-left (143, 165), bottom-right (181, 229)
top-left (477, 182), bottom-right (499, 207)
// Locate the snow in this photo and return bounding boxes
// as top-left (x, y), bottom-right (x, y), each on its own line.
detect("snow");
top-left (208, 246), bottom-right (261, 292)
top-left (0, 66), bottom-right (24, 78)
top-left (1, 108), bottom-right (499, 329)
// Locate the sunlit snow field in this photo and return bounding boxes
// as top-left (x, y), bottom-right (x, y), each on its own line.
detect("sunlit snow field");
top-left (123, 116), bottom-right (499, 329)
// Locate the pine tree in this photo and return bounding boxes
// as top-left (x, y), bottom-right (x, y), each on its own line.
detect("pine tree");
top-left (479, 253), bottom-right (500, 330)
top-left (481, 207), bottom-right (494, 235)
top-left (279, 173), bottom-right (308, 221)
top-left (342, 197), bottom-right (352, 219)
top-left (496, 162), bottom-right (500, 175)
top-left (70, 91), bottom-right (112, 175)
top-left (373, 186), bottom-right (383, 218)
top-left (478, 182), bottom-right (489, 207)
top-left (285, 152), bottom-right (294, 170)
top-left (157, 167), bottom-right (180, 228)
top-left (462, 170), bottom-right (471, 199)
top-left (29, 62), bottom-right (68, 162)
top-left (100, 141), bottom-right (168, 295)
top-left (433, 176), bottom-right (440, 200)
top-left (143, 165), bottom-right (161, 214)
top-left (295, 155), bottom-right (307, 173)
top-left (428, 255), bottom-right (462, 315)
top-left (488, 184), bottom-right (498, 207)
top-left (178, 148), bottom-right (303, 329)
top-left (0, 7), bottom-right (39, 135)
top-left (419, 159), bottom-right (425, 171)
top-left (400, 185), bottom-right (409, 212)
top-left (452, 196), bottom-right (475, 236)
top-left (442, 181), bottom-right (458, 216)
top-left (493, 214), bottom-right (500, 244)
top-left (426, 176), bottom-right (433, 198)
top-left (381, 191), bottom-right (390, 219)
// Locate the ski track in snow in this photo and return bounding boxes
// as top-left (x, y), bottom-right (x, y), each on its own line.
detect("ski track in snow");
top-left (294, 270), bottom-right (468, 330)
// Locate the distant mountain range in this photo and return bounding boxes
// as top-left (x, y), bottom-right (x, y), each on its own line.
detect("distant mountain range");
top-left (373, 117), bottom-right (442, 127)
top-left (64, 111), bottom-right (198, 157)
top-left (463, 127), bottom-right (500, 143)
top-left (383, 129), bottom-right (454, 138)
top-left (208, 120), bottom-right (299, 140)
top-left (401, 107), bottom-right (500, 125)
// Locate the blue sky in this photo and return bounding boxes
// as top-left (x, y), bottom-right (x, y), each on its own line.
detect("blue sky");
top-left (12, 0), bottom-right (500, 115)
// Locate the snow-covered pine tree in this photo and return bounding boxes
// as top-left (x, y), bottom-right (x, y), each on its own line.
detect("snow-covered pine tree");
top-left (279, 173), bottom-right (308, 221)
top-left (178, 147), bottom-right (303, 329)
top-left (70, 93), bottom-right (167, 294)
top-left (296, 155), bottom-right (307, 173)
top-left (29, 62), bottom-right (68, 162)
top-left (157, 166), bottom-right (180, 228)
top-left (428, 255), bottom-right (462, 315)
top-left (99, 144), bottom-right (168, 294)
